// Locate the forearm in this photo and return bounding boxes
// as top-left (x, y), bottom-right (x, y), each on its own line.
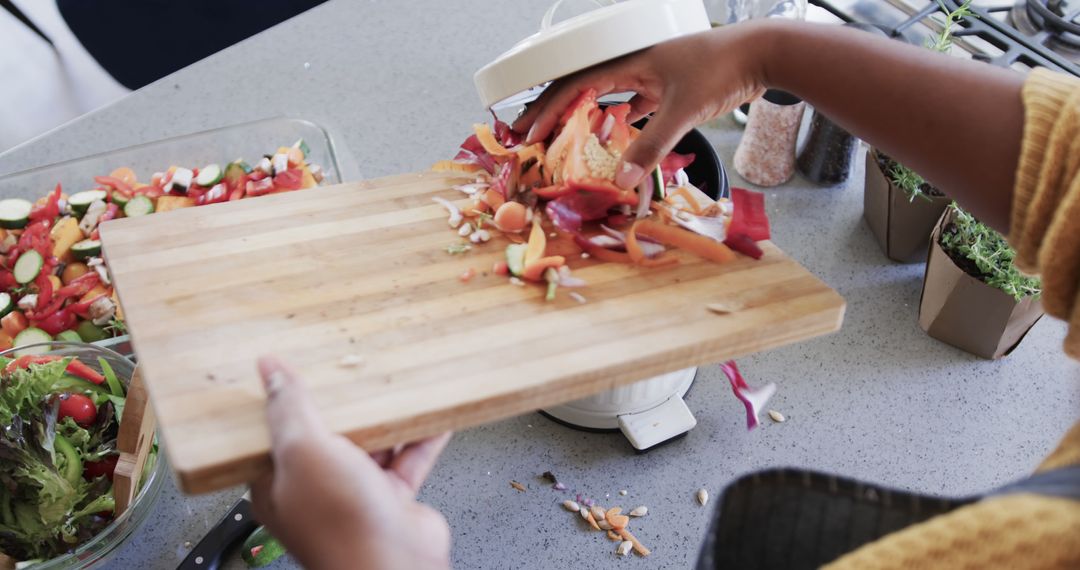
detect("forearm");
top-left (746, 20), bottom-right (1025, 233)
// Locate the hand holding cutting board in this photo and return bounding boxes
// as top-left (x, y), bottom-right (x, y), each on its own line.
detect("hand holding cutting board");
top-left (247, 356), bottom-right (452, 570)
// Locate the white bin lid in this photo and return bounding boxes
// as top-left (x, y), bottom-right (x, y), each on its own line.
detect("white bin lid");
top-left (474, 0), bottom-right (711, 109)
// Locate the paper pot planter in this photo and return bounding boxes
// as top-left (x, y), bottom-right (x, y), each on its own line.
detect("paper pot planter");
top-left (863, 149), bottom-right (951, 263)
top-left (918, 209), bottom-right (1044, 359)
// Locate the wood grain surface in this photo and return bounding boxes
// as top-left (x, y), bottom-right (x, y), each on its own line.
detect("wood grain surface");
top-left (100, 172), bottom-right (845, 494)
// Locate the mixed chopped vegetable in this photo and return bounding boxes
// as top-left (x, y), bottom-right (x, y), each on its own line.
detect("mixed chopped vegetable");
top-left (433, 89), bottom-right (771, 300)
top-left (0, 354), bottom-right (145, 564)
top-left (0, 142), bottom-right (326, 355)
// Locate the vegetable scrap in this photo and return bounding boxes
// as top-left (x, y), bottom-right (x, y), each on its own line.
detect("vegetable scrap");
top-left (510, 480), bottom-right (527, 492)
top-left (768, 409), bottom-right (786, 423)
top-left (0, 355), bottom-right (153, 564)
top-left (720, 361), bottom-right (777, 431)
top-left (0, 142), bottom-right (326, 354)
top-left (433, 89), bottom-right (771, 303)
top-left (705, 300), bottom-right (746, 315)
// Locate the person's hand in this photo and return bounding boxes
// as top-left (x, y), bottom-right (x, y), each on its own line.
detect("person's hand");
top-left (512, 23), bottom-right (771, 189)
top-left (249, 356), bottom-right (452, 570)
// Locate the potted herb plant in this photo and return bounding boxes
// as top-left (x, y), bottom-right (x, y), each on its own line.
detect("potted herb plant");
top-left (862, 0), bottom-right (971, 263)
top-left (918, 204), bottom-right (1043, 359)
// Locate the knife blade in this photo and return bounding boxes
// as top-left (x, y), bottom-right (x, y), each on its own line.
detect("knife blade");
top-left (177, 492), bottom-right (258, 570)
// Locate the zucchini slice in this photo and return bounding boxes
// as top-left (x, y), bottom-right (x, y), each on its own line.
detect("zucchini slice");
top-left (123, 195), bottom-right (154, 218)
top-left (0, 198), bottom-right (32, 229)
top-left (71, 239), bottom-right (102, 260)
top-left (13, 250), bottom-right (43, 284)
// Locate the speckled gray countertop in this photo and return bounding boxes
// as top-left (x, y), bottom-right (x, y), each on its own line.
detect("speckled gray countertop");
top-left (2, 1), bottom-right (1078, 568)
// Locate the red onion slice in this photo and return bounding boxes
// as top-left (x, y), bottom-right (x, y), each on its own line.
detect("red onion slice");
top-left (720, 361), bottom-right (777, 431)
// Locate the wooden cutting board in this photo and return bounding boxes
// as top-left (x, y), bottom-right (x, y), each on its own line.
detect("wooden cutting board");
top-left (100, 171), bottom-right (845, 494)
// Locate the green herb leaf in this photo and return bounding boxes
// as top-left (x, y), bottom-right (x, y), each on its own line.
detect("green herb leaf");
top-left (940, 203), bottom-right (1041, 301)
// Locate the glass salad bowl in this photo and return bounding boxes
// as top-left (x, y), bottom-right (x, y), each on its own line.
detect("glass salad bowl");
top-left (0, 342), bottom-right (167, 569)
top-left (0, 117), bottom-right (346, 358)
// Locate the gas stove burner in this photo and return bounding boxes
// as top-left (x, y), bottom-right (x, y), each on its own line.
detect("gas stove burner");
top-left (1010, 0), bottom-right (1080, 62)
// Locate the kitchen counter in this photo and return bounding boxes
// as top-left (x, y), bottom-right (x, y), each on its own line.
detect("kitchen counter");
top-left (2, 1), bottom-right (1077, 568)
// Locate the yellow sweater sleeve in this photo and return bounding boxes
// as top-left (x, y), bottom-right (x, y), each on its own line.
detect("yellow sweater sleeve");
top-left (823, 70), bottom-right (1080, 570)
top-left (1008, 68), bottom-right (1080, 358)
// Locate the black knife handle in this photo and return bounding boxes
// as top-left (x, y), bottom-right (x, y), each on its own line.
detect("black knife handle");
top-left (177, 498), bottom-right (260, 570)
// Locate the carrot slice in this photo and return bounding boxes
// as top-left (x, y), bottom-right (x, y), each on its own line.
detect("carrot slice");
top-left (482, 188), bottom-right (506, 211)
top-left (609, 514), bottom-right (630, 529)
top-left (606, 507), bottom-right (623, 518)
top-left (473, 124), bottom-right (517, 157)
top-left (584, 511), bottom-right (602, 531)
top-left (494, 202), bottom-right (526, 233)
top-left (636, 220), bottom-right (736, 264)
top-left (617, 528), bottom-right (651, 556)
top-left (583, 243), bottom-right (633, 264)
top-left (522, 256), bottom-right (565, 282)
top-left (626, 222), bottom-right (679, 268)
top-left (606, 530), bottom-right (622, 542)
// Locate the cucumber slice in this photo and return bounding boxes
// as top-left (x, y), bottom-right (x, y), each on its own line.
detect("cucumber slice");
top-left (123, 195), bottom-right (154, 218)
top-left (0, 199), bottom-right (32, 229)
top-left (505, 244), bottom-right (527, 277)
top-left (242, 526), bottom-right (287, 568)
top-left (111, 192), bottom-right (131, 209)
top-left (69, 190), bottom-right (108, 215)
top-left (195, 164), bottom-right (223, 187)
top-left (71, 240), bottom-right (102, 260)
top-left (13, 250), bottom-right (43, 284)
top-left (13, 327), bottom-right (52, 356)
top-left (76, 321), bottom-right (108, 342)
top-left (0, 292), bottom-right (12, 319)
top-left (651, 167), bottom-right (665, 201)
top-left (56, 330), bottom-right (83, 343)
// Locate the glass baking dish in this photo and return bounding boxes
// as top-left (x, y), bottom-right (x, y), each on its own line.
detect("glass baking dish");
top-left (0, 117), bottom-right (345, 356)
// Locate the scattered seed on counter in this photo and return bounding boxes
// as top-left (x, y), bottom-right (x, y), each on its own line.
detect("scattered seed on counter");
top-left (590, 506), bottom-right (607, 521)
top-left (563, 500), bottom-right (580, 512)
top-left (338, 354), bottom-right (365, 368)
top-left (597, 520), bottom-right (613, 530)
top-left (569, 292), bottom-right (587, 304)
top-left (510, 481), bottom-right (526, 492)
top-left (768, 409), bottom-right (786, 423)
top-left (457, 223), bottom-right (473, 237)
top-left (706, 300), bottom-right (745, 315)
top-left (616, 541), bottom-right (633, 557)
top-left (697, 488), bottom-right (709, 506)
top-left (554, 482), bottom-right (567, 490)
top-left (580, 509), bottom-right (591, 522)
top-left (629, 506), bottom-right (648, 517)
top-left (619, 490), bottom-right (628, 496)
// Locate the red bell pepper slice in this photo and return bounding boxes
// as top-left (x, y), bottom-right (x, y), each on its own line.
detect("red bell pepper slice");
top-left (0, 271), bottom-right (16, 290)
top-left (32, 307), bottom-right (77, 336)
top-left (34, 273), bottom-right (53, 312)
top-left (659, 153), bottom-right (696, 186)
top-left (3, 354), bottom-right (104, 384)
top-left (727, 187), bottom-right (770, 242)
top-left (29, 184), bottom-right (62, 225)
top-left (723, 233), bottom-right (764, 260)
top-left (93, 176), bottom-right (133, 195)
top-left (28, 272), bottom-right (100, 320)
top-left (273, 168), bottom-right (304, 191)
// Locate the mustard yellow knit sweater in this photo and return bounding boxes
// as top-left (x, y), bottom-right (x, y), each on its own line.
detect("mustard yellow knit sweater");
top-left (825, 69), bottom-right (1080, 570)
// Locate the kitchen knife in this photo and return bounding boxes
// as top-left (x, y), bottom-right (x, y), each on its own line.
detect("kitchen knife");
top-left (177, 492), bottom-right (258, 570)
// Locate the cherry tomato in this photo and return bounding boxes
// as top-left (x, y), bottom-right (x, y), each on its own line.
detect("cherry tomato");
top-left (57, 393), bottom-right (97, 426)
top-left (83, 455), bottom-right (119, 481)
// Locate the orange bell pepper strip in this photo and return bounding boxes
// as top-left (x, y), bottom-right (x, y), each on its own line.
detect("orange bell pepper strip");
top-left (524, 220), bottom-right (547, 265)
top-left (626, 222), bottom-right (679, 268)
top-left (473, 124), bottom-right (517, 158)
top-left (482, 188), bottom-right (506, 211)
top-left (635, 220), bottom-right (736, 264)
top-left (522, 256), bottom-right (566, 282)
